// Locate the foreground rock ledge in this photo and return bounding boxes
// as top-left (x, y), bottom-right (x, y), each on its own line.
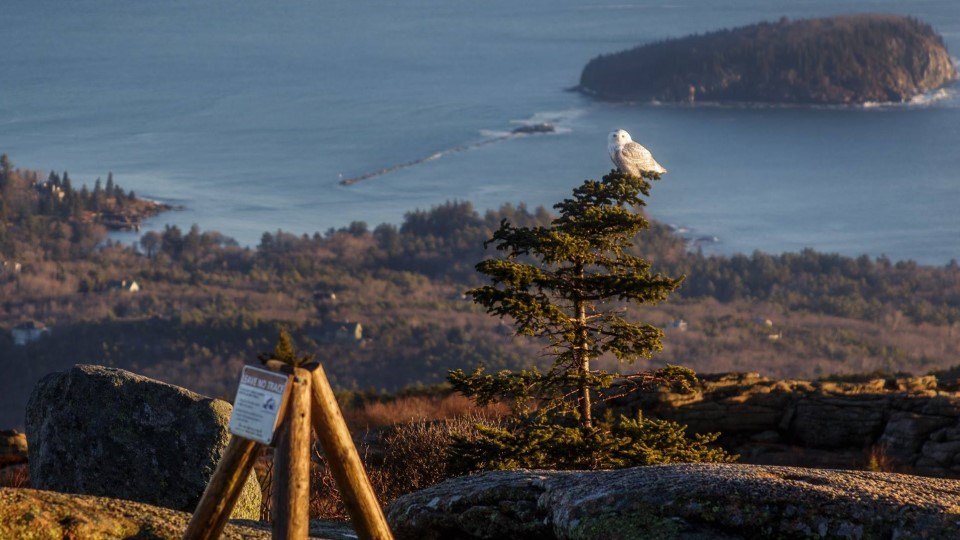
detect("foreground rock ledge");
top-left (0, 487), bottom-right (355, 539)
top-left (0, 487), bottom-right (267, 539)
top-left (387, 463), bottom-right (960, 539)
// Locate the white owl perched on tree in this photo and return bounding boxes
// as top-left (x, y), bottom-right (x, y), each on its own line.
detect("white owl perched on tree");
top-left (608, 129), bottom-right (667, 177)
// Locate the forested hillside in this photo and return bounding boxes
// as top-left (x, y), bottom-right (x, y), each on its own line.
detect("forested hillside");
top-left (2, 155), bottom-right (959, 428)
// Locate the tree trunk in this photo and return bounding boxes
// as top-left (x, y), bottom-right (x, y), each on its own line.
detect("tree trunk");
top-left (575, 266), bottom-right (592, 429)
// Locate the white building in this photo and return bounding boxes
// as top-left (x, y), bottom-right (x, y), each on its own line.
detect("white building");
top-left (0, 261), bottom-right (22, 274)
top-left (11, 321), bottom-right (50, 346)
top-left (106, 279), bottom-right (141, 293)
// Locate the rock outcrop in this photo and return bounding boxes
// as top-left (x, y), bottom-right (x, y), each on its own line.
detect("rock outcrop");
top-left (578, 14), bottom-right (958, 105)
top-left (0, 487), bottom-right (356, 540)
top-left (613, 373), bottom-right (960, 477)
top-left (387, 464), bottom-right (960, 539)
top-left (0, 487), bottom-right (266, 540)
top-left (25, 364), bottom-right (261, 519)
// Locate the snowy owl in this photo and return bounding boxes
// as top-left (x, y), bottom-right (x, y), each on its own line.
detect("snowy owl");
top-left (608, 129), bottom-right (667, 177)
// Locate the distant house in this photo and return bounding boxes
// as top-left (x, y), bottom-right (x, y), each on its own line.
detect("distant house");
top-left (0, 261), bottom-right (22, 274)
top-left (312, 289), bottom-right (338, 302)
top-left (666, 319), bottom-right (688, 332)
top-left (106, 279), bottom-right (140, 293)
top-left (35, 181), bottom-right (65, 202)
top-left (310, 321), bottom-right (363, 344)
top-left (11, 321), bottom-right (50, 346)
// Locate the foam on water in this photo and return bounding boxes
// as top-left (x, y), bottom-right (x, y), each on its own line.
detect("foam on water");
top-left (861, 87), bottom-right (958, 109)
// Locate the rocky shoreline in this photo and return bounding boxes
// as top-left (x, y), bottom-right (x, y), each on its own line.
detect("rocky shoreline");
top-left (97, 197), bottom-right (173, 231)
top-left (578, 14), bottom-right (958, 105)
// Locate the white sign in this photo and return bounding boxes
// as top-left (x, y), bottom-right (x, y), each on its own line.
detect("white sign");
top-left (228, 365), bottom-right (290, 445)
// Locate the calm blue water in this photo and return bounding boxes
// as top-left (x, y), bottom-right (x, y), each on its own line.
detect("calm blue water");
top-left (2, 1), bottom-right (958, 264)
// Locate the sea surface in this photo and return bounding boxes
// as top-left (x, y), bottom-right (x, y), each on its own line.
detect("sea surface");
top-left (2, 0), bottom-right (958, 264)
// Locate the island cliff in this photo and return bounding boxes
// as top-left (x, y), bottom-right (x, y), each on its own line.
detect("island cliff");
top-left (578, 14), bottom-right (958, 105)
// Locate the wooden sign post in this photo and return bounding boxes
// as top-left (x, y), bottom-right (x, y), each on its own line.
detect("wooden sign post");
top-left (309, 363), bottom-right (393, 540)
top-left (183, 361), bottom-right (393, 540)
top-left (271, 366), bottom-right (311, 539)
top-left (182, 436), bottom-right (262, 540)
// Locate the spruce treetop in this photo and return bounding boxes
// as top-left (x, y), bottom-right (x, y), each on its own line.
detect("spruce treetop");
top-left (470, 170), bottom-right (681, 368)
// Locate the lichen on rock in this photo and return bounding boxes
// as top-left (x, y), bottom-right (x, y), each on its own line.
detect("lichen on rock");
top-left (387, 463), bottom-right (960, 539)
top-left (25, 364), bottom-right (261, 519)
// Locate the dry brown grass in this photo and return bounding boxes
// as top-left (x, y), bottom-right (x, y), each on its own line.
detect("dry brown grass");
top-left (343, 393), bottom-right (508, 431)
top-left (0, 464), bottom-right (30, 489)
top-left (865, 444), bottom-right (904, 474)
top-left (254, 395), bottom-right (504, 521)
top-left (254, 453), bottom-right (275, 522)
top-left (309, 415), bottom-right (497, 520)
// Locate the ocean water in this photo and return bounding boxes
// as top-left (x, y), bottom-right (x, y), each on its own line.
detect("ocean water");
top-left (1, 0), bottom-right (958, 264)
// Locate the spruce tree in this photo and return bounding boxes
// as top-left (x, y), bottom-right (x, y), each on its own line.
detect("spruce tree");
top-left (0, 154), bottom-right (11, 190)
top-left (449, 170), bottom-right (734, 471)
top-left (259, 327), bottom-right (314, 367)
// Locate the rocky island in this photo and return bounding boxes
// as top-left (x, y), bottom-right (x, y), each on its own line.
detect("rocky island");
top-left (577, 14), bottom-right (958, 105)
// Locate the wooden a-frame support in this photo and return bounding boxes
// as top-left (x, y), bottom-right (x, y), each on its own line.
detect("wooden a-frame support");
top-left (182, 361), bottom-right (393, 540)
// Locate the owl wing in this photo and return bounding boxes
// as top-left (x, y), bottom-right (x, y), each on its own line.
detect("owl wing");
top-left (620, 141), bottom-right (655, 166)
top-left (621, 141), bottom-right (666, 174)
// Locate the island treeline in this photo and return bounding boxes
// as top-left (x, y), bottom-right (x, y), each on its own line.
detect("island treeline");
top-left (2, 155), bottom-right (959, 428)
top-left (578, 14), bottom-right (958, 104)
top-left (0, 154), bottom-right (170, 261)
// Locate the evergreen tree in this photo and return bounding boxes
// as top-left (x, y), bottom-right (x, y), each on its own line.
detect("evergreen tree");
top-left (161, 224), bottom-right (184, 259)
top-left (449, 170), bottom-right (735, 471)
top-left (139, 231), bottom-right (161, 258)
top-left (0, 154), bottom-right (12, 189)
top-left (461, 170), bottom-right (682, 428)
top-left (258, 327), bottom-right (314, 367)
top-left (93, 178), bottom-right (104, 211)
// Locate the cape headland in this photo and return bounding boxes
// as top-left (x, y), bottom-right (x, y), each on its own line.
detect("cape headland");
top-left (577, 14), bottom-right (958, 105)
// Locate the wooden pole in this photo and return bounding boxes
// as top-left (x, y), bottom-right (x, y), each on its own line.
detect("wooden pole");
top-left (182, 436), bottom-right (261, 540)
top-left (272, 367), bottom-right (312, 539)
top-left (309, 364), bottom-right (394, 540)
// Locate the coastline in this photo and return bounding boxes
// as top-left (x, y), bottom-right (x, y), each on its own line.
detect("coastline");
top-left (99, 198), bottom-right (175, 232)
top-left (571, 83), bottom-right (959, 110)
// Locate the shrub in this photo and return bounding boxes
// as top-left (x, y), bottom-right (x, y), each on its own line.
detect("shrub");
top-left (449, 412), bottom-right (735, 473)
